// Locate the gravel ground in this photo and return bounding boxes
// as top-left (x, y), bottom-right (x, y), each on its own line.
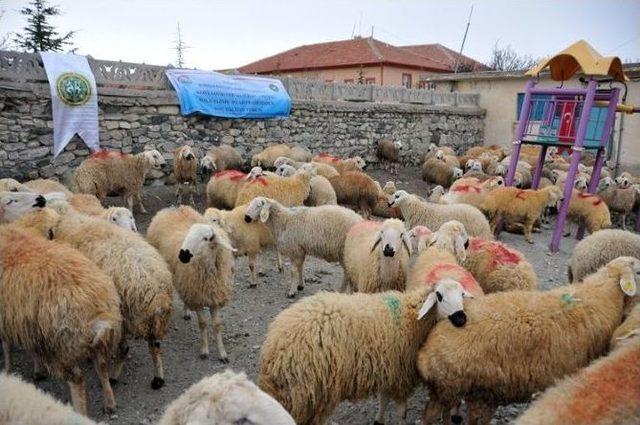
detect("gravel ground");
top-left (3, 166), bottom-right (579, 424)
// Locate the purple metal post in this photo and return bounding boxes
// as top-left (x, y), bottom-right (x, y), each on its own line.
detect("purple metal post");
top-left (505, 79), bottom-right (537, 186)
top-left (531, 145), bottom-right (548, 189)
top-left (576, 87), bottom-right (619, 240)
top-left (551, 79), bottom-right (598, 252)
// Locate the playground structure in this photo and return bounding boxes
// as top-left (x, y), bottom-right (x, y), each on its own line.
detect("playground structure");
top-left (505, 40), bottom-right (639, 252)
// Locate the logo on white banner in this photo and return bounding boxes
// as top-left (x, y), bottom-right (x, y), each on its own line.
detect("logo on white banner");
top-left (56, 72), bottom-right (92, 106)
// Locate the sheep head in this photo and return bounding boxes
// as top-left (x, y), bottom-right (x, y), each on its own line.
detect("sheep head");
top-left (273, 156), bottom-right (295, 169)
top-left (140, 149), bottom-right (167, 170)
top-left (574, 176), bottom-right (589, 192)
top-left (245, 166), bottom-right (266, 181)
top-left (418, 278), bottom-right (473, 328)
top-left (408, 225), bottom-right (433, 254)
top-left (275, 164), bottom-right (296, 177)
top-left (348, 156), bottom-right (366, 170)
top-left (104, 207), bottom-right (137, 232)
top-left (245, 197), bottom-right (275, 224)
top-left (10, 207), bottom-right (61, 239)
top-left (435, 150), bottom-right (445, 161)
top-left (382, 181), bottom-right (397, 195)
top-left (387, 190), bottom-right (411, 208)
top-left (298, 163), bottom-right (318, 176)
top-left (199, 156), bottom-right (216, 175)
top-left (177, 146), bottom-right (197, 162)
top-left (370, 219), bottom-right (411, 259)
top-left (0, 191), bottom-right (47, 223)
top-left (452, 167), bottom-right (463, 180)
top-left (429, 220), bottom-right (469, 263)
top-left (178, 223), bottom-right (236, 264)
top-left (615, 175), bottom-right (632, 189)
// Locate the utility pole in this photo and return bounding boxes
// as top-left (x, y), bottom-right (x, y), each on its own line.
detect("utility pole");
top-left (172, 22), bottom-right (191, 68)
top-left (453, 4), bottom-right (474, 74)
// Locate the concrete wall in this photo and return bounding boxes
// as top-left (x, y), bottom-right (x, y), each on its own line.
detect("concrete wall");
top-left (430, 73), bottom-right (640, 173)
top-left (0, 84), bottom-right (485, 183)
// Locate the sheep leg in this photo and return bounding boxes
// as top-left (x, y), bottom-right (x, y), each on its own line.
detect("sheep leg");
top-left (340, 273), bottom-right (352, 293)
top-left (182, 304), bottom-right (191, 320)
top-left (210, 306), bottom-right (228, 363)
top-left (196, 309), bottom-right (209, 359)
top-left (110, 332), bottom-right (129, 383)
top-left (94, 349), bottom-right (117, 413)
top-left (148, 339), bottom-right (165, 389)
top-left (126, 194), bottom-right (134, 212)
top-left (289, 255), bottom-right (305, 298)
top-left (396, 399), bottom-right (408, 423)
top-left (276, 251), bottom-right (284, 273)
top-left (489, 213), bottom-right (501, 236)
top-left (68, 368), bottom-right (88, 415)
top-left (135, 192), bottom-right (147, 214)
top-left (33, 357), bottom-right (47, 381)
top-left (449, 401), bottom-right (463, 425)
top-left (189, 182), bottom-right (196, 206)
top-left (422, 398), bottom-right (445, 424)
top-left (621, 214), bottom-right (627, 230)
top-left (1, 339), bottom-right (10, 372)
top-left (248, 253), bottom-right (258, 288)
top-left (466, 401), bottom-right (493, 425)
top-left (175, 185), bottom-right (183, 205)
top-left (563, 220), bottom-right (572, 237)
top-left (373, 393), bottom-right (389, 424)
top-left (524, 217), bottom-right (535, 244)
top-left (359, 199), bottom-right (372, 220)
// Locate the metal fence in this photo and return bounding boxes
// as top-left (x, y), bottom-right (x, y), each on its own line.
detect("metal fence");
top-left (0, 50), bottom-right (479, 107)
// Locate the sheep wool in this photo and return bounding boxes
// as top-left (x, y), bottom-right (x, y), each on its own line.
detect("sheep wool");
top-left (328, 171), bottom-right (380, 219)
top-left (0, 374), bottom-right (99, 425)
top-left (463, 237), bottom-right (538, 293)
top-left (313, 153), bottom-right (366, 174)
top-left (200, 145), bottom-right (244, 175)
top-left (342, 219), bottom-right (411, 293)
top-left (235, 169), bottom-right (312, 207)
top-left (568, 229), bottom-right (640, 282)
top-left (389, 190), bottom-right (492, 238)
top-left (442, 176), bottom-right (504, 208)
top-left (421, 157), bottom-right (462, 188)
top-left (567, 190), bottom-right (612, 234)
top-left (0, 178), bottom-right (31, 193)
top-left (611, 303), bottom-right (640, 349)
top-left (173, 145), bottom-right (198, 205)
top-left (417, 256), bottom-right (640, 425)
top-left (159, 370), bottom-right (295, 425)
top-left (206, 169), bottom-right (250, 209)
top-left (23, 178), bottom-right (73, 196)
top-left (252, 144), bottom-right (292, 169)
top-left (515, 335), bottom-right (640, 425)
top-left (1, 224), bottom-right (121, 414)
top-left (147, 206), bottom-right (234, 361)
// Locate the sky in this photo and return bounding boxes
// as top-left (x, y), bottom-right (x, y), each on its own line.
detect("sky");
top-left (1, 0), bottom-right (639, 70)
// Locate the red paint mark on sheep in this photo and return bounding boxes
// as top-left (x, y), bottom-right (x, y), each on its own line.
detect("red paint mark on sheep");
top-left (469, 237), bottom-right (522, 272)
top-left (214, 170), bottom-right (246, 181)
top-left (411, 226), bottom-right (432, 237)
top-left (577, 192), bottom-right (603, 206)
top-left (349, 220), bottom-right (381, 236)
top-left (515, 190), bottom-right (528, 200)
top-left (423, 264), bottom-right (482, 295)
top-left (558, 347), bottom-right (640, 424)
top-left (317, 153), bottom-right (341, 163)
top-left (249, 176), bottom-right (269, 186)
top-left (88, 150), bottom-right (127, 161)
top-left (451, 184), bottom-right (482, 194)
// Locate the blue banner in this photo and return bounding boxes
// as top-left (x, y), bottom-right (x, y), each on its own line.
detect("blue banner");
top-left (165, 69), bottom-right (291, 119)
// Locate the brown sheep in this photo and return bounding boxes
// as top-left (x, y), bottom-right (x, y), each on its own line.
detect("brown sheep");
top-left (376, 139), bottom-right (402, 162)
top-left (328, 171), bottom-right (378, 218)
top-left (313, 153), bottom-right (366, 174)
top-left (199, 145), bottom-right (244, 176)
top-left (173, 145), bottom-right (198, 205)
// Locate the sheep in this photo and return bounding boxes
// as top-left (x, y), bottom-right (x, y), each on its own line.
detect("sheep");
top-left (611, 303), bottom-right (640, 349)
top-left (568, 229), bottom-right (640, 282)
top-left (0, 191), bottom-right (47, 223)
top-left (377, 139), bottom-right (402, 162)
top-left (15, 206), bottom-right (174, 389)
top-left (426, 185), bottom-right (446, 203)
top-left (276, 163), bottom-right (337, 206)
top-left (173, 145), bottom-right (198, 205)
top-left (328, 170), bottom-right (379, 218)
top-left (388, 190), bottom-right (493, 238)
top-left (158, 370), bottom-right (295, 425)
top-left (204, 205), bottom-right (282, 288)
top-left (1, 222), bottom-right (121, 415)
top-left (422, 156), bottom-right (463, 188)
top-left (235, 167), bottom-right (312, 207)
top-left (0, 178), bottom-right (31, 192)
top-left (0, 374), bottom-right (99, 425)
top-left (102, 206), bottom-right (138, 232)
top-left (408, 225), bottom-right (434, 254)
top-left (289, 144), bottom-right (313, 162)
top-left (424, 143), bottom-right (456, 162)
top-left (463, 237), bottom-right (538, 293)
top-left (406, 220), bottom-right (485, 297)
top-left (206, 168), bottom-right (260, 209)
top-left (565, 190), bottom-right (612, 236)
top-left (147, 206), bottom-right (235, 361)
top-left (515, 334), bottom-right (640, 425)
top-left (482, 185), bottom-right (563, 243)
top-left (258, 279), bottom-right (472, 425)
top-left (313, 153), bottom-right (366, 173)
top-left (244, 197), bottom-right (362, 298)
top-left (273, 156), bottom-right (340, 179)
top-left (372, 181), bottom-right (402, 218)
top-left (599, 175), bottom-right (637, 229)
top-left (441, 176), bottom-right (505, 209)
top-left (200, 145), bottom-right (244, 176)
top-left (416, 256), bottom-right (640, 425)
top-left (252, 144), bottom-right (292, 169)
top-left (72, 149), bottom-right (166, 213)
top-left (23, 178), bottom-right (73, 197)
top-left (342, 219), bottom-right (411, 293)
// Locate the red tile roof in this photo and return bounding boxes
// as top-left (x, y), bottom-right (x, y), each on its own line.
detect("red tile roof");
top-left (401, 43), bottom-right (489, 71)
top-left (239, 37), bottom-right (486, 74)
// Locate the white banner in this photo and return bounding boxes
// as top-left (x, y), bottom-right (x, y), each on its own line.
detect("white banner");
top-left (40, 52), bottom-right (99, 157)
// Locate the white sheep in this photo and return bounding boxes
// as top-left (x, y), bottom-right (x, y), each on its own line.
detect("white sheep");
top-left (258, 279), bottom-right (472, 425)
top-left (417, 256), bottom-right (640, 425)
top-left (273, 156), bottom-right (340, 179)
top-left (23, 178), bottom-right (73, 197)
top-left (73, 149), bottom-right (166, 213)
top-left (388, 190), bottom-right (492, 238)
top-left (102, 206), bottom-right (138, 232)
top-left (276, 163), bottom-right (337, 206)
top-left (206, 168), bottom-right (263, 209)
top-left (147, 206), bottom-right (235, 361)
top-left (342, 218), bottom-right (411, 293)
top-left (0, 191), bottom-right (47, 223)
top-left (159, 370), bottom-right (295, 425)
top-left (568, 229), bottom-right (640, 282)
top-left (244, 197), bottom-right (362, 297)
top-left (0, 373), bottom-right (99, 425)
top-left (599, 175), bottom-right (637, 229)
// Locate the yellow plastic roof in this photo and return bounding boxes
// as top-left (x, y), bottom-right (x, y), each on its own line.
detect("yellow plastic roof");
top-left (526, 40), bottom-right (627, 82)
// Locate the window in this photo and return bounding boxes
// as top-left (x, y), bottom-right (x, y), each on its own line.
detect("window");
top-left (343, 79), bottom-right (354, 84)
top-left (365, 77), bottom-right (376, 85)
top-left (401, 73), bottom-right (412, 88)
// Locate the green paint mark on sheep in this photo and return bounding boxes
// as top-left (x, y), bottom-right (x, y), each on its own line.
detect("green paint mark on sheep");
top-left (561, 292), bottom-right (580, 308)
top-left (384, 295), bottom-right (402, 324)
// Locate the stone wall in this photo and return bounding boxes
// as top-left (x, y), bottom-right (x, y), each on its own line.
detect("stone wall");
top-left (0, 86), bottom-right (485, 183)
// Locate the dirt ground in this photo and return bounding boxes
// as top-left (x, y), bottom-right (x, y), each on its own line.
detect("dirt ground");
top-left (3, 166), bottom-right (579, 425)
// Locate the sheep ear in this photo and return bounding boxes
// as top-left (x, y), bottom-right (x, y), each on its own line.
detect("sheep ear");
top-left (462, 290), bottom-right (474, 299)
top-left (259, 204), bottom-right (270, 223)
top-left (402, 232), bottom-right (412, 255)
top-left (454, 235), bottom-right (467, 262)
top-left (619, 267), bottom-right (637, 296)
top-left (418, 292), bottom-right (437, 320)
top-left (370, 231), bottom-right (382, 253)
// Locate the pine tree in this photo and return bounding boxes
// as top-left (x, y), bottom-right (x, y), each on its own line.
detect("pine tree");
top-left (14, 0), bottom-right (75, 52)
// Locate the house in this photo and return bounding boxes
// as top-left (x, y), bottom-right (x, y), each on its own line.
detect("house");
top-left (239, 37), bottom-right (487, 88)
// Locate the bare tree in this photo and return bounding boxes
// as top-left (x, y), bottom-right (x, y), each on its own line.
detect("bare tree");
top-left (172, 22), bottom-right (190, 68)
top-left (488, 42), bottom-right (538, 71)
